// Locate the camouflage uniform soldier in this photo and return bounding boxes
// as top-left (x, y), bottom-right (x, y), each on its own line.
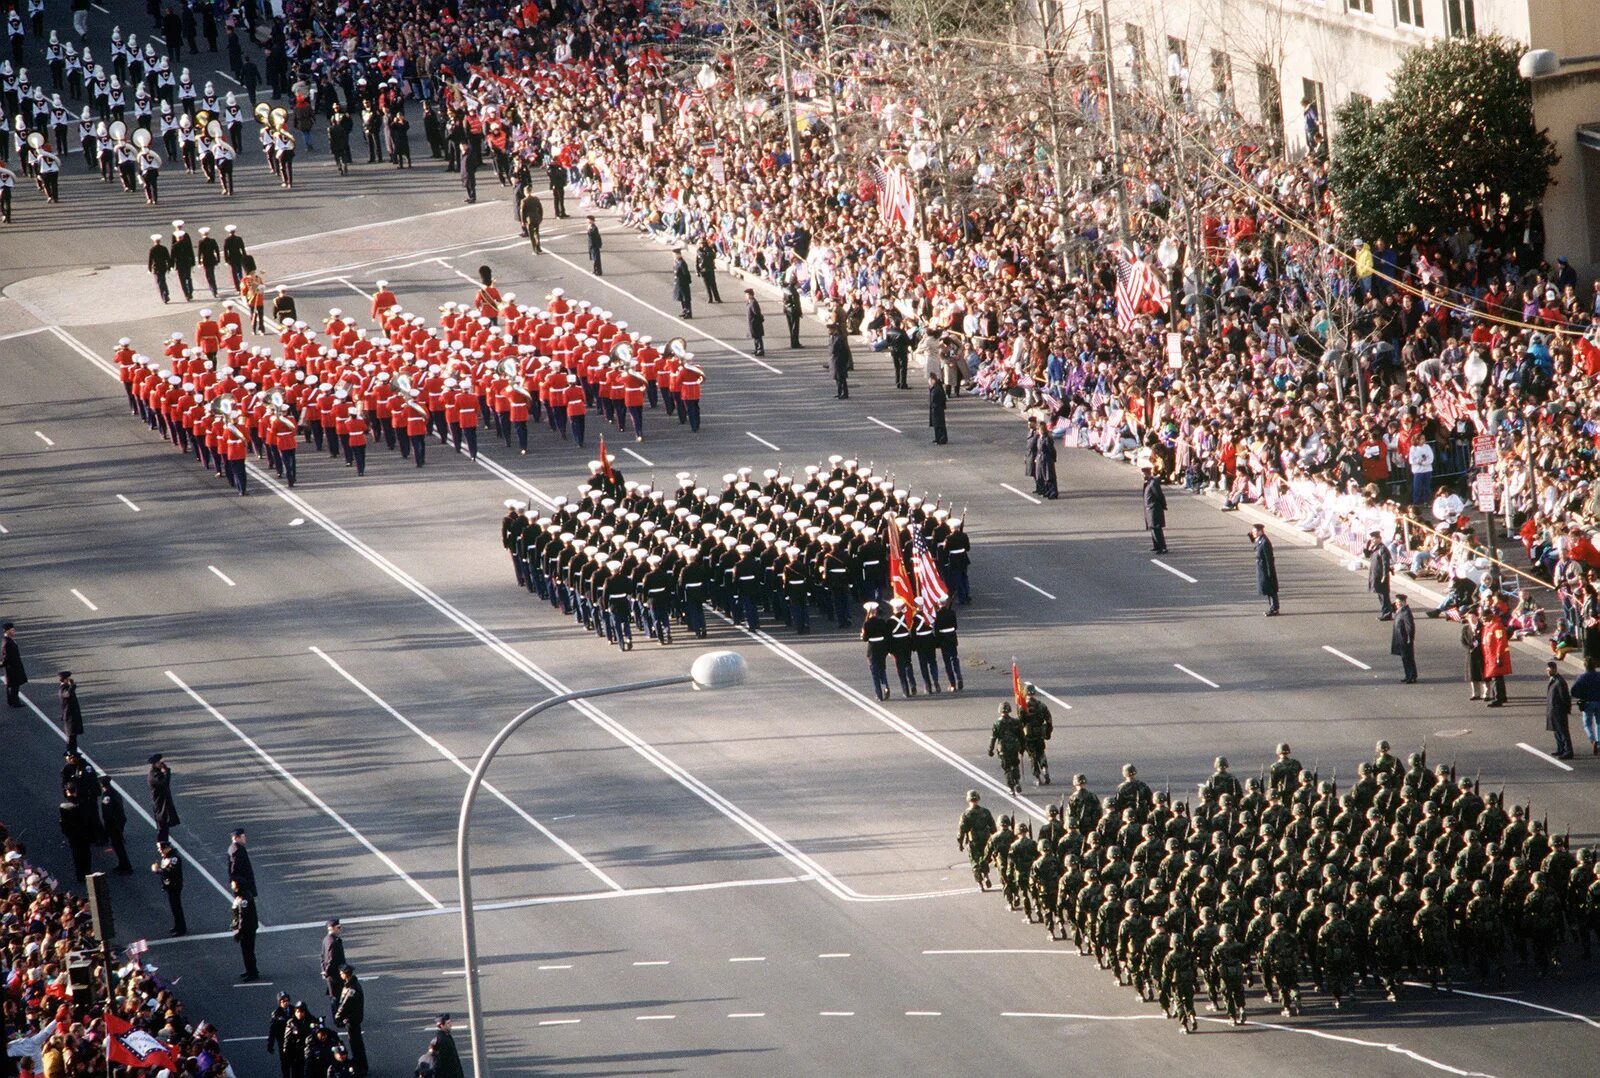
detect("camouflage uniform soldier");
top-left (956, 790), bottom-right (996, 890)
top-left (1369, 895), bottom-right (1407, 1000)
top-left (1268, 743), bottom-right (1302, 797)
top-left (1067, 774), bottom-right (1100, 836)
top-left (1263, 913), bottom-right (1302, 1016)
top-left (1523, 871), bottom-right (1564, 976)
top-left (1317, 904), bottom-right (1358, 1008)
top-left (1464, 880), bottom-right (1506, 983)
top-left (1009, 822), bottom-right (1040, 922)
top-left (984, 816), bottom-right (1018, 908)
top-left (987, 702), bottom-right (1024, 796)
top-left (1163, 933), bottom-right (1200, 1033)
top-left (1032, 841), bottom-right (1063, 939)
top-left (1018, 684), bottom-right (1052, 786)
top-left (1116, 899), bottom-right (1151, 990)
top-left (1210, 923), bottom-right (1249, 1025)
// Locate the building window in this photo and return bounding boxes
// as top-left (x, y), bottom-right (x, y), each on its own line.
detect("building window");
top-left (1346, 0), bottom-right (1373, 14)
top-left (1396, 0), bottom-right (1424, 27)
top-left (1446, 0), bottom-right (1475, 36)
top-left (1211, 50), bottom-right (1234, 114)
top-left (1302, 78), bottom-right (1327, 155)
top-left (1257, 64), bottom-right (1284, 146)
top-left (1125, 24), bottom-right (1146, 83)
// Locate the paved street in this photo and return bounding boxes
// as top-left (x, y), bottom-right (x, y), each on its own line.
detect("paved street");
top-left (2, 11), bottom-right (1597, 1071)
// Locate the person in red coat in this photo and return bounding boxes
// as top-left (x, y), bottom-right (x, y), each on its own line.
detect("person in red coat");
top-left (1482, 612), bottom-right (1512, 707)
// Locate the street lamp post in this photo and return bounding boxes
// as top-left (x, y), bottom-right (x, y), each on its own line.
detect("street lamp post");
top-left (457, 651), bottom-right (750, 1078)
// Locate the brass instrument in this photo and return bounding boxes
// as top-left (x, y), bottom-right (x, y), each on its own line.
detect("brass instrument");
top-left (270, 106), bottom-right (288, 131)
top-left (253, 102), bottom-right (271, 125)
top-left (131, 127), bottom-right (152, 149)
top-left (610, 342), bottom-right (635, 365)
top-left (107, 119), bottom-right (127, 141)
top-left (667, 337), bottom-right (689, 359)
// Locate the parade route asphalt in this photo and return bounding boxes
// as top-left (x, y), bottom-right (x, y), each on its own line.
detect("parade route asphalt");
top-left (3, 32), bottom-right (1599, 1071)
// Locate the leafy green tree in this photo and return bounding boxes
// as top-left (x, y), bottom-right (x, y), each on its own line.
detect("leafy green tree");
top-left (1329, 34), bottom-right (1558, 239)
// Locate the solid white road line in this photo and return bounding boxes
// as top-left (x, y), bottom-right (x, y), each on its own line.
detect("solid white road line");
top-left (438, 259), bottom-right (482, 285)
top-left (1012, 576), bottom-right (1057, 600)
top-left (70, 589), bottom-right (99, 612)
top-left (34, 430), bottom-right (54, 447)
top-left (275, 234), bottom-right (522, 284)
top-left (207, 565), bottom-right (237, 587)
top-left (1517, 741), bottom-right (1574, 772)
top-left (1034, 688), bottom-right (1073, 711)
top-left (923, 949), bottom-right (1074, 956)
top-left (213, 70), bottom-right (241, 86)
top-left (866, 415), bottom-right (903, 434)
top-left (1401, 981), bottom-right (1600, 1028)
top-left (340, 278), bottom-right (375, 300)
top-left (255, 204), bottom-right (504, 251)
top-left (999, 482), bottom-right (1041, 504)
top-left (165, 671), bottom-right (446, 909)
top-left (1150, 559), bottom-right (1197, 583)
top-left (90, 3), bottom-right (110, 11)
top-left (309, 646), bottom-right (625, 891)
top-left (1322, 645), bottom-right (1372, 670)
top-left (1196, 1016), bottom-right (1497, 1078)
top-left (1173, 664), bottom-right (1220, 689)
top-left (17, 692), bottom-right (236, 905)
top-left (117, 494), bottom-right (142, 512)
top-left (746, 431), bottom-right (782, 452)
top-left (621, 446), bottom-right (655, 466)
top-left (0, 327), bottom-right (50, 341)
top-left (1002, 1012), bottom-right (1160, 1021)
top-left (0, 522), bottom-right (9, 534)
top-left (142, 875), bottom-right (812, 945)
top-left (539, 248), bottom-right (783, 374)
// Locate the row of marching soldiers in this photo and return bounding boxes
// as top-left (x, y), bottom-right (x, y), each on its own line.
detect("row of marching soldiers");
top-left (107, 280), bottom-right (710, 491)
top-left (500, 457), bottom-right (973, 654)
top-left (957, 740), bottom-right (1599, 1033)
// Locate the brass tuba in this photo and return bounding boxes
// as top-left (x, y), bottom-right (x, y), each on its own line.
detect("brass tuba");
top-left (253, 102), bottom-right (271, 125)
top-left (609, 342), bottom-right (635, 365)
top-left (667, 337), bottom-right (689, 359)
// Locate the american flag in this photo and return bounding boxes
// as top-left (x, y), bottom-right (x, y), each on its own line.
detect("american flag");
top-left (909, 523), bottom-right (950, 618)
top-left (1111, 244), bottom-right (1170, 332)
top-left (874, 161), bottom-right (916, 231)
top-left (882, 515), bottom-right (919, 611)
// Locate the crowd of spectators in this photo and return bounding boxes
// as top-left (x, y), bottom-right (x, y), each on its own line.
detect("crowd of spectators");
top-left (2, 819), bottom-right (234, 1076)
top-left (265, 1), bottom-right (1600, 613)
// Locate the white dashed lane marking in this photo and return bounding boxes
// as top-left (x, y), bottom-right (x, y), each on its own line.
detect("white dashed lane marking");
top-left (1517, 742), bottom-right (1574, 772)
top-left (866, 415), bottom-right (903, 434)
top-left (1322, 645), bottom-right (1372, 670)
top-left (71, 589), bottom-right (99, 611)
top-left (34, 431), bottom-right (54, 447)
top-left (1173, 664), bottom-right (1220, 689)
top-left (633, 960), bottom-right (670, 967)
top-left (208, 565), bottom-right (237, 587)
top-left (1013, 577), bottom-right (1057, 600)
top-left (746, 431), bottom-right (782, 452)
top-left (117, 495), bottom-right (142, 512)
top-left (999, 482), bottom-right (1041, 504)
top-left (1151, 559), bottom-right (1197, 583)
top-left (539, 1019), bottom-right (580, 1026)
top-left (728, 956), bottom-right (766, 963)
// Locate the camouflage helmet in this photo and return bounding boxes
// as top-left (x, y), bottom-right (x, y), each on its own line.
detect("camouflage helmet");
top-left (1276, 743), bottom-right (1291, 755)
top-left (1047, 804), bottom-right (1061, 817)
top-left (1219, 922), bottom-right (1235, 937)
top-left (1471, 880), bottom-right (1487, 895)
top-left (998, 701), bottom-right (1012, 714)
top-left (966, 789), bottom-right (980, 802)
top-left (1375, 739), bottom-right (1390, 753)
top-left (1123, 764), bottom-right (1138, 777)
top-left (1073, 773), bottom-right (1088, 786)
top-left (999, 815), bottom-right (1013, 827)
top-left (1271, 912), bottom-right (1286, 927)
top-left (1214, 756), bottom-right (1229, 770)
top-left (1407, 752), bottom-right (1423, 766)
top-left (1325, 902), bottom-right (1341, 918)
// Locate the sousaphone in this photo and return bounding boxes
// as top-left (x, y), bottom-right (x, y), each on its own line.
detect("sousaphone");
top-left (666, 337), bottom-right (689, 359)
top-left (131, 127), bottom-right (151, 148)
top-left (253, 101), bottom-right (271, 125)
top-left (108, 119), bottom-right (127, 141)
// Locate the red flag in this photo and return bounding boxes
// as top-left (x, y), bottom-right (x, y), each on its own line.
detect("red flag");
top-left (882, 516), bottom-right (917, 611)
top-left (598, 435), bottom-right (613, 480)
top-left (1012, 661), bottom-right (1026, 709)
top-left (104, 1012), bottom-right (179, 1071)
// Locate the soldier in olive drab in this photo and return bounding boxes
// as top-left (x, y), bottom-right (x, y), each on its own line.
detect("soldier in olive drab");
top-left (1114, 764), bottom-right (1153, 821)
top-left (1009, 822), bottom-right (1040, 921)
top-left (1210, 923), bottom-right (1249, 1024)
top-left (956, 790), bottom-right (996, 890)
top-left (1201, 756), bottom-right (1243, 809)
top-left (1263, 912), bottom-right (1302, 1015)
top-left (1033, 841), bottom-right (1063, 939)
top-left (1163, 932), bottom-right (1200, 1032)
top-left (1465, 879), bottom-right (1506, 982)
top-left (1140, 916), bottom-right (1173, 1009)
top-left (1524, 871), bottom-right (1564, 976)
top-left (1190, 907), bottom-right (1223, 1012)
top-left (987, 701), bottom-right (1024, 796)
top-left (1115, 897), bottom-right (1149, 985)
top-left (1067, 774), bottom-right (1101, 836)
top-left (984, 816), bottom-right (1018, 908)
top-left (1318, 903), bottom-right (1358, 1007)
top-left (1018, 684), bottom-right (1052, 786)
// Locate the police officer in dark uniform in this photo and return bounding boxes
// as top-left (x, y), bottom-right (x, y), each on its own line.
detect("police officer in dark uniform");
top-left (98, 774), bottom-right (133, 873)
top-left (782, 280), bottom-right (803, 348)
top-left (152, 839), bottom-right (186, 935)
top-left (745, 288), bottom-right (765, 355)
